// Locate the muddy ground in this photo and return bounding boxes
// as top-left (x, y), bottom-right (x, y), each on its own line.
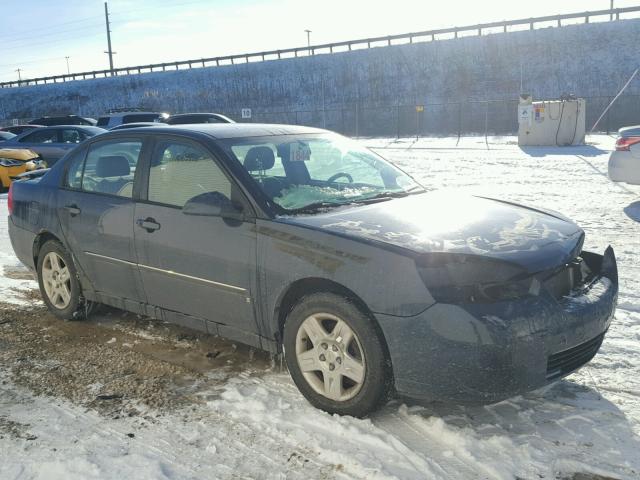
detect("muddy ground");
top-left (0, 289), bottom-right (273, 420)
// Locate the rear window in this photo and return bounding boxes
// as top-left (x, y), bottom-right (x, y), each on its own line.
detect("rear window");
top-left (96, 117), bottom-right (110, 127)
top-left (123, 114), bottom-right (159, 123)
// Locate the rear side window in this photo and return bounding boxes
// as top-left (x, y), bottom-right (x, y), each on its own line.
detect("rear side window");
top-left (20, 129), bottom-right (58, 144)
top-left (166, 116), bottom-right (196, 125)
top-left (147, 141), bottom-right (231, 207)
top-left (96, 117), bottom-right (110, 127)
top-left (64, 149), bottom-right (86, 189)
top-left (123, 114), bottom-right (158, 123)
top-left (80, 141), bottom-right (142, 197)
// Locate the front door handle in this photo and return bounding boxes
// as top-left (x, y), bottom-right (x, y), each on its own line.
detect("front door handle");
top-left (136, 217), bottom-right (161, 233)
top-left (63, 204), bottom-right (81, 217)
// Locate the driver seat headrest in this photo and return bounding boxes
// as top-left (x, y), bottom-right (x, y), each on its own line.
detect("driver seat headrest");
top-left (244, 146), bottom-right (275, 172)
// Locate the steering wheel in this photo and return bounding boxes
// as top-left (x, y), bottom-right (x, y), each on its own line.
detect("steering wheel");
top-left (327, 172), bottom-right (354, 184)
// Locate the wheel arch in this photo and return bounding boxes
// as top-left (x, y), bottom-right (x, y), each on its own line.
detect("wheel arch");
top-left (273, 278), bottom-right (393, 367)
top-left (32, 230), bottom-right (64, 270)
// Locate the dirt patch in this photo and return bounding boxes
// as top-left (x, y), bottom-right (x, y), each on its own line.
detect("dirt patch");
top-left (0, 302), bottom-right (273, 418)
top-left (0, 415), bottom-right (36, 441)
top-left (2, 265), bottom-right (35, 281)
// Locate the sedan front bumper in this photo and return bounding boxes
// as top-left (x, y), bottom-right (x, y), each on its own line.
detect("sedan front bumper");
top-left (375, 247), bottom-right (618, 404)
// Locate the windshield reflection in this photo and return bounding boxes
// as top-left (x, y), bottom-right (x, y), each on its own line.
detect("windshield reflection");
top-left (225, 134), bottom-right (424, 213)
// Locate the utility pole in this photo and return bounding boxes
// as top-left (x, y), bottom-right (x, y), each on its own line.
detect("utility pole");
top-left (104, 1), bottom-right (114, 73)
top-left (304, 29), bottom-right (312, 55)
top-left (15, 68), bottom-right (22, 82)
top-left (65, 56), bottom-right (70, 75)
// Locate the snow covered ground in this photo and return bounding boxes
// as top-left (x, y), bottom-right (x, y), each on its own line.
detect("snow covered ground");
top-left (1, 135), bottom-right (639, 480)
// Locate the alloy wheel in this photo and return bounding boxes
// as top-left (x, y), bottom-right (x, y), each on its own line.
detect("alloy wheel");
top-left (41, 252), bottom-right (72, 309)
top-left (295, 313), bottom-right (366, 402)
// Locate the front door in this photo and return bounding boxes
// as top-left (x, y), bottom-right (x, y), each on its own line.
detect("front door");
top-left (134, 137), bottom-right (258, 338)
top-left (57, 138), bottom-right (146, 303)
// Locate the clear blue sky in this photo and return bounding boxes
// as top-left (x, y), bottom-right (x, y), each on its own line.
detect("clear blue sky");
top-left (0, 0), bottom-right (637, 82)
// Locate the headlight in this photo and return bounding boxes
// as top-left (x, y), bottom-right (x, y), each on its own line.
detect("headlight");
top-left (416, 253), bottom-right (540, 303)
top-left (0, 158), bottom-right (22, 167)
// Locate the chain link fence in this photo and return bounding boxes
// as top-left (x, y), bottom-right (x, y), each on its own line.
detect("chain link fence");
top-left (246, 95), bottom-right (640, 137)
top-left (2, 95), bottom-right (638, 138)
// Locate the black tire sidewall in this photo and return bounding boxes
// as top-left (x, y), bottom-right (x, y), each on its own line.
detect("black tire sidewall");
top-left (283, 292), bottom-right (391, 417)
top-left (37, 240), bottom-right (83, 320)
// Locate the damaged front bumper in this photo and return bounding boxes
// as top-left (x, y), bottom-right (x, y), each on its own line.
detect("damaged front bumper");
top-left (375, 247), bottom-right (618, 404)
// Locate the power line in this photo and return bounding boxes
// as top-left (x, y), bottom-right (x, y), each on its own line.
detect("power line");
top-left (0, 31), bottom-right (104, 52)
top-left (1, 23), bottom-right (104, 47)
top-left (0, 55), bottom-right (69, 69)
top-left (109, 0), bottom-right (217, 19)
top-left (0, 16), bottom-right (103, 42)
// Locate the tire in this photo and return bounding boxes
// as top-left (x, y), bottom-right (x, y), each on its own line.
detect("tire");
top-left (36, 239), bottom-right (88, 320)
top-left (283, 292), bottom-right (391, 417)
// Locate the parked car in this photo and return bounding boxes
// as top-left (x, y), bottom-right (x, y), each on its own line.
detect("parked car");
top-left (96, 111), bottom-right (169, 129)
top-left (165, 113), bottom-right (234, 125)
top-left (0, 148), bottom-right (45, 190)
top-left (29, 115), bottom-right (97, 126)
top-left (0, 124), bottom-right (44, 135)
top-left (609, 125), bottom-right (640, 185)
top-left (109, 122), bottom-right (164, 131)
top-left (0, 131), bottom-right (16, 142)
top-left (7, 124), bottom-right (618, 416)
top-left (2, 125), bottom-right (105, 165)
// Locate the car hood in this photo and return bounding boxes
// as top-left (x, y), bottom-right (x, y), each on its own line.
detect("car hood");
top-left (277, 191), bottom-right (584, 273)
top-left (0, 148), bottom-right (40, 161)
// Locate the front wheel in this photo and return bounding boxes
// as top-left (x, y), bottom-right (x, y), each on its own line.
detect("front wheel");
top-left (283, 292), bottom-right (391, 417)
top-left (37, 240), bottom-right (87, 320)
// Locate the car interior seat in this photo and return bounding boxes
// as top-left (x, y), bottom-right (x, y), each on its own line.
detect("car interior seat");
top-left (95, 155), bottom-right (132, 195)
top-left (243, 146), bottom-right (285, 199)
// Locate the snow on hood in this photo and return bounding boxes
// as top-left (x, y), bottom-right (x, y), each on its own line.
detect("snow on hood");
top-left (279, 191), bottom-right (584, 272)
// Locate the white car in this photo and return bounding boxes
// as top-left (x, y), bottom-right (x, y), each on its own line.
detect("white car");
top-left (609, 125), bottom-right (640, 185)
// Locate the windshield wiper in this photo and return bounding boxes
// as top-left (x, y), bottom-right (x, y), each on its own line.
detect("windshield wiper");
top-left (353, 186), bottom-right (426, 204)
top-left (289, 201), bottom-right (352, 214)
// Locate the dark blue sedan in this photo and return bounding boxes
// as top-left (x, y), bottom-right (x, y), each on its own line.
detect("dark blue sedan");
top-left (7, 124), bottom-right (618, 416)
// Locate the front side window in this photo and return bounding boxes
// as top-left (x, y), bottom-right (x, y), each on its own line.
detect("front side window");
top-left (20, 129), bottom-right (58, 144)
top-left (81, 140), bottom-right (142, 197)
top-left (147, 140), bottom-right (232, 208)
top-left (60, 129), bottom-right (84, 144)
top-left (225, 134), bottom-right (423, 212)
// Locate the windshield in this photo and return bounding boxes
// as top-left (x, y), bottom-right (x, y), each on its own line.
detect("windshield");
top-left (224, 134), bottom-right (423, 213)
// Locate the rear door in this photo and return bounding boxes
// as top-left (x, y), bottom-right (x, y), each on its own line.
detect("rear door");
top-left (57, 137), bottom-right (147, 304)
top-left (16, 128), bottom-right (63, 163)
top-left (134, 135), bottom-right (259, 340)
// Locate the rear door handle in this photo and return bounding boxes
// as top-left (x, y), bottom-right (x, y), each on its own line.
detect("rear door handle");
top-left (63, 204), bottom-right (81, 217)
top-left (136, 217), bottom-right (161, 233)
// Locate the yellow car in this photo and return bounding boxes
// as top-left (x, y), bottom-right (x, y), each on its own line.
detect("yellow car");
top-left (0, 148), bottom-right (47, 190)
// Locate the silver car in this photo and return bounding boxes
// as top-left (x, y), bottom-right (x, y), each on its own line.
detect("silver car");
top-left (3, 125), bottom-right (105, 165)
top-left (608, 125), bottom-right (640, 185)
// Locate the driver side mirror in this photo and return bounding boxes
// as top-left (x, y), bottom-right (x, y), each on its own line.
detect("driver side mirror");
top-left (182, 191), bottom-right (244, 221)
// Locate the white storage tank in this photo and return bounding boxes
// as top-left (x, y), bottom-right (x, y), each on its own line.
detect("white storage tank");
top-left (518, 96), bottom-right (586, 146)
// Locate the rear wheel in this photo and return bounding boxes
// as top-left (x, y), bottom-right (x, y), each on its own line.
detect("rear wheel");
top-left (37, 240), bottom-right (88, 320)
top-left (283, 292), bottom-right (391, 417)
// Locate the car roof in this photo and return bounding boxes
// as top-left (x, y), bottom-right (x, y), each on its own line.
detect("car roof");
top-left (115, 123), bottom-right (328, 139)
top-left (99, 111), bottom-right (164, 117)
top-left (619, 125), bottom-right (640, 136)
top-left (169, 113), bottom-right (220, 118)
top-left (33, 125), bottom-right (101, 130)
